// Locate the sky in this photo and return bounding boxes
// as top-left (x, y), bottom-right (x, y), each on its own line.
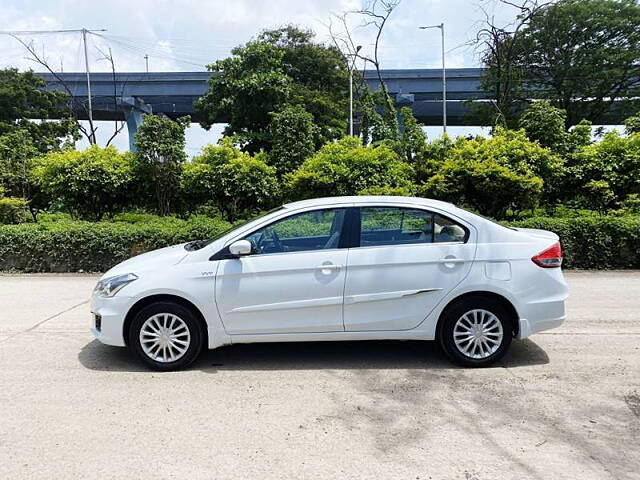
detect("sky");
top-left (0, 0), bottom-right (522, 153)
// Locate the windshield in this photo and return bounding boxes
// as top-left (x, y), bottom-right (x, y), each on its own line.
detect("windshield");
top-left (205, 207), bottom-right (286, 246)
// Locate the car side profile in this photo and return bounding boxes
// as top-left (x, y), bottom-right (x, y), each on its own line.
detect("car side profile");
top-left (90, 196), bottom-right (568, 370)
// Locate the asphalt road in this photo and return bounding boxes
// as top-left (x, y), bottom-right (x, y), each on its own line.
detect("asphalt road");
top-left (1, 271), bottom-right (639, 480)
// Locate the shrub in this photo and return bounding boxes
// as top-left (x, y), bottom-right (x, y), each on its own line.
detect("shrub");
top-left (182, 140), bottom-right (280, 221)
top-left (508, 216), bottom-right (640, 269)
top-left (286, 136), bottom-right (414, 199)
top-left (1, 214), bottom-right (637, 272)
top-left (423, 128), bottom-right (564, 218)
top-left (33, 145), bottom-right (136, 221)
top-left (569, 131), bottom-right (640, 208)
top-left (0, 196), bottom-right (28, 224)
top-left (0, 216), bottom-right (231, 272)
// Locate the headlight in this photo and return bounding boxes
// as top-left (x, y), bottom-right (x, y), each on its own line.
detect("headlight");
top-left (93, 273), bottom-right (138, 297)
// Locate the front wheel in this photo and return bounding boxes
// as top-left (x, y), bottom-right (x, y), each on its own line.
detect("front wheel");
top-left (439, 296), bottom-right (513, 367)
top-left (128, 301), bottom-right (204, 371)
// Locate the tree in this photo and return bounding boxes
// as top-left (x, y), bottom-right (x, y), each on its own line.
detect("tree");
top-left (267, 105), bottom-right (316, 175)
top-left (518, 101), bottom-right (592, 155)
top-left (392, 107), bottom-right (427, 162)
top-left (181, 140), bottom-right (280, 221)
top-left (286, 136), bottom-right (414, 200)
top-left (195, 26), bottom-right (348, 153)
top-left (477, 0), bottom-right (640, 127)
top-left (328, 1), bottom-right (402, 142)
top-left (521, 0), bottom-right (640, 126)
top-left (33, 146), bottom-right (135, 221)
top-left (0, 129), bottom-right (39, 198)
top-left (134, 115), bottom-right (190, 216)
top-left (0, 68), bottom-right (78, 152)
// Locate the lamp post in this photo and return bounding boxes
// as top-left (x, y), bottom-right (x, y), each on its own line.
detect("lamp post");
top-left (419, 23), bottom-right (447, 134)
top-left (347, 45), bottom-right (362, 136)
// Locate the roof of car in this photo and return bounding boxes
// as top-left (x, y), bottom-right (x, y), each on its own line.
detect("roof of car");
top-left (283, 195), bottom-right (456, 210)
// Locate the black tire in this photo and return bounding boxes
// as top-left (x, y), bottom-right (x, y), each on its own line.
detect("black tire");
top-left (438, 296), bottom-right (513, 367)
top-left (128, 301), bottom-right (204, 371)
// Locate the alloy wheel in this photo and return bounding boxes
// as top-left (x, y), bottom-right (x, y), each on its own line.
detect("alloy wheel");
top-left (139, 313), bottom-right (191, 363)
top-left (453, 309), bottom-right (504, 359)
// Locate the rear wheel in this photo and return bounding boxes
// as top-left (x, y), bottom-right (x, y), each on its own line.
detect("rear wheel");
top-left (128, 302), bottom-right (204, 371)
top-left (439, 296), bottom-right (513, 367)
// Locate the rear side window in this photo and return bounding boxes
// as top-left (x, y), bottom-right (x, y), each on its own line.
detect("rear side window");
top-left (359, 207), bottom-right (467, 247)
top-left (433, 214), bottom-right (467, 243)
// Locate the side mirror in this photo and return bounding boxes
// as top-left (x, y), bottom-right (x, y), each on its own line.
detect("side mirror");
top-left (228, 239), bottom-right (252, 257)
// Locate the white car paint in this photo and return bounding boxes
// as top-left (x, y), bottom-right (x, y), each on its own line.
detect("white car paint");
top-left (90, 196), bottom-right (568, 356)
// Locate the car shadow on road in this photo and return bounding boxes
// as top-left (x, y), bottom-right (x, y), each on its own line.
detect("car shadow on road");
top-left (78, 338), bottom-right (549, 373)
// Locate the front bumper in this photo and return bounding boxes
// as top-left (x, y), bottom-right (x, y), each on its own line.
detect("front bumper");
top-left (90, 294), bottom-right (133, 347)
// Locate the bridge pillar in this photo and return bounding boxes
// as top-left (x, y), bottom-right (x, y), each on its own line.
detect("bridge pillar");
top-left (121, 97), bottom-right (153, 151)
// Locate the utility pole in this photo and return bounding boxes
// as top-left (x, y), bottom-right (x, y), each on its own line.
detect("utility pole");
top-left (1, 28), bottom-right (106, 144)
top-left (81, 27), bottom-right (95, 144)
top-left (347, 45), bottom-right (362, 137)
top-left (419, 23), bottom-right (447, 134)
top-left (144, 54), bottom-right (149, 73)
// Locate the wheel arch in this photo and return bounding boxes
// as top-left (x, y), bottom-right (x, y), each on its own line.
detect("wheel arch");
top-left (123, 294), bottom-right (209, 347)
top-left (436, 291), bottom-right (520, 339)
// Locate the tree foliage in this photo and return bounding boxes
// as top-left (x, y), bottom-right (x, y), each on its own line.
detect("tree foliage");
top-left (0, 68), bottom-right (78, 153)
top-left (195, 26), bottom-right (348, 153)
top-left (518, 101), bottom-right (593, 156)
top-left (181, 140), bottom-right (280, 221)
top-left (267, 105), bottom-right (316, 175)
top-left (286, 136), bottom-right (414, 200)
top-left (478, 0), bottom-right (640, 127)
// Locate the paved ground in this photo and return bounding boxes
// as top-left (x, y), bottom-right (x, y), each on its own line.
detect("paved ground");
top-left (0, 272), bottom-right (639, 480)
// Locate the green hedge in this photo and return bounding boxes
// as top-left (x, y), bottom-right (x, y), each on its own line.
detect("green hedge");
top-left (0, 215), bottom-right (638, 272)
top-left (0, 216), bottom-right (231, 273)
top-left (508, 216), bottom-right (640, 269)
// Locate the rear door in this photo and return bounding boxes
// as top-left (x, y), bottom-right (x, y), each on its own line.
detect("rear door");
top-left (343, 205), bottom-right (476, 331)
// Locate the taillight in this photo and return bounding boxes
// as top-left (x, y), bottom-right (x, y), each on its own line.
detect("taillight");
top-left (532, 242), bottom-right (563, 268)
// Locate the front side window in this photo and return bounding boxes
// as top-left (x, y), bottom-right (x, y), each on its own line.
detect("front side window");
top-left (360, 207), bottom-right (467, 247)
top-left (244, 209), bottom-right (346, 255)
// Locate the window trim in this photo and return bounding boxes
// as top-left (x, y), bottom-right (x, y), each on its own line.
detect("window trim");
top-left (211, 206), bottom-right (353, 259)
top-left (354, 206), bottom-right (470, 249)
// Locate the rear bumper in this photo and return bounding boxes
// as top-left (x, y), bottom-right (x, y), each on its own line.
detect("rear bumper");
top-left (517, 298), bottom-right (566, 339)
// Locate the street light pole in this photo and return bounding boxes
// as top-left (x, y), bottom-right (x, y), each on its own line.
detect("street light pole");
top-left (419, 23), bottom-right (447, 135)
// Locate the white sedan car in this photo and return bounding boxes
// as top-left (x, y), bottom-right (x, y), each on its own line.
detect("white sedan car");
top-left (91, 196), bottom-right (567, 370)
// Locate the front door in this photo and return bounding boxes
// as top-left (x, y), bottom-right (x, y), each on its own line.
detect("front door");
top-left (343, 206), bottom-right (475, 331)
top-left (215, 208), bottom-right (348, 335)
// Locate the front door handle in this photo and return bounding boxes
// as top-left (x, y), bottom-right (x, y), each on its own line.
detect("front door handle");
top-left (317, 263), bottom-right (342, 274)
top-left (439, 258), bottom-right (465, 263)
